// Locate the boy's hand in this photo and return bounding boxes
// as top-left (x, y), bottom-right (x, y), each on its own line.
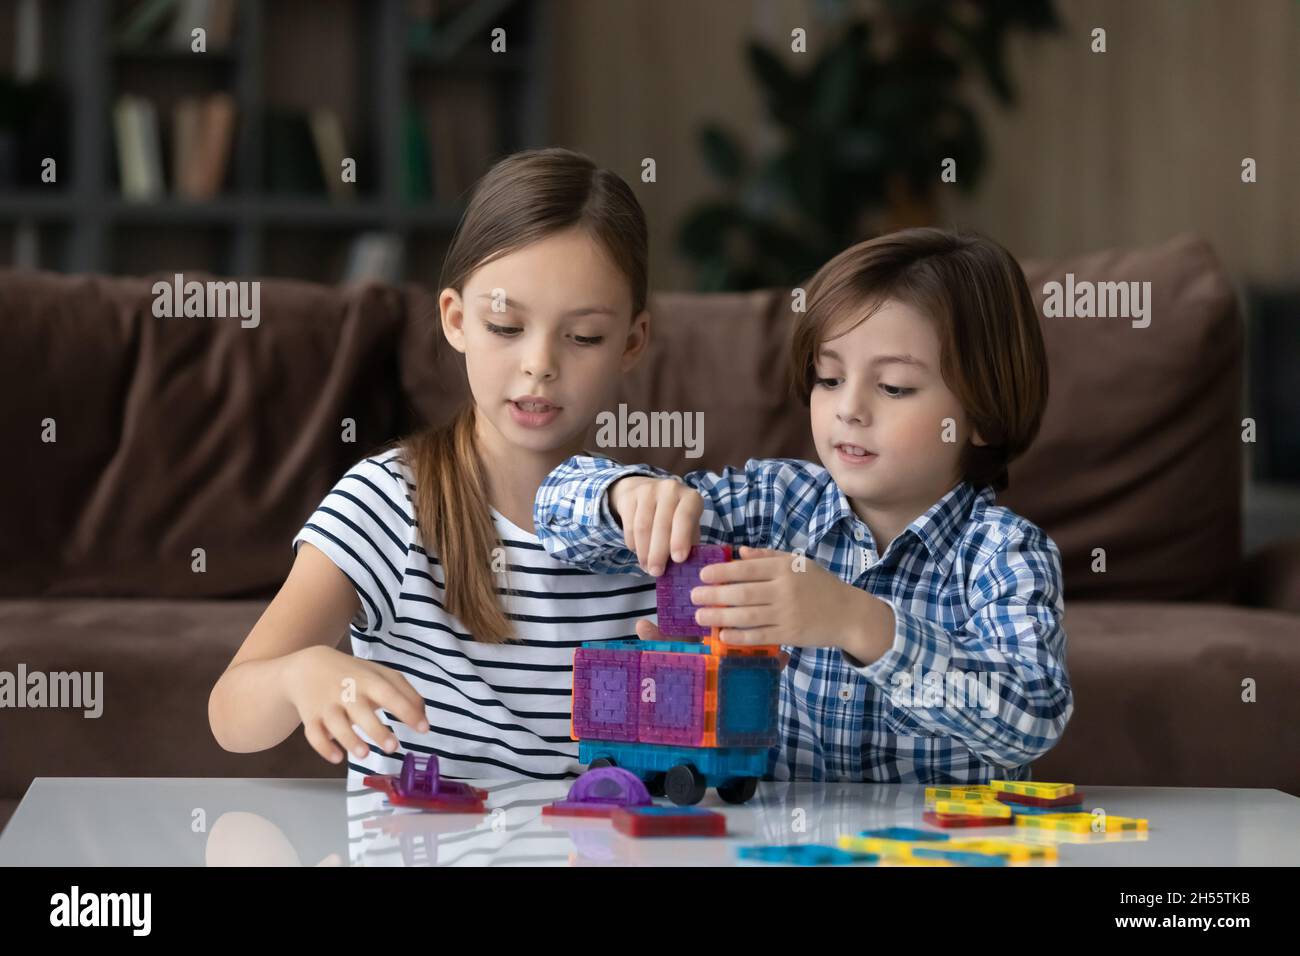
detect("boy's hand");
top-left (284, 645), bottom-right (430, 765)
top-left (634, 617), bottom-right (791, 669)
top-left (609, 475), bottom-right (704, 576)
top-left (689, 546), bottom-right (894, 661)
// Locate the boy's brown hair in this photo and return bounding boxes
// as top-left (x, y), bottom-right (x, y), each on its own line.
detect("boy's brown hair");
top-left (789, 227), bottom-right (1047, 493)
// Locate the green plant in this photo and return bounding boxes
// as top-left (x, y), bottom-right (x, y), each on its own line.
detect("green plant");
top-left (679, 0), bottom-right (1061, 290)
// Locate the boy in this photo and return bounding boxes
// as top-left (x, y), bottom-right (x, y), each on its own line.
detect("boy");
top-left (533, 227), bottom-right (1071, 783)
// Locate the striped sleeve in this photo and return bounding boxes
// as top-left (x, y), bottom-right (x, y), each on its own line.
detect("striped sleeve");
top-left (292, 455), bottom-right (415, 634)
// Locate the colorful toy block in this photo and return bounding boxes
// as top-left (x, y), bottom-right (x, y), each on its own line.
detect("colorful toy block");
top-left (922, 810), bottom-right (1011, 829)
top-left (715, 654), bottom-right (780, 746)
top-left (933, 799), bottom-right (1013, 819)
top-left (911, 847), bottom-right (1007, 867)
top-left (858, 827), bottom-right (949, 842)
top-left (837, 834), bottom-right (946, 859)
top-left (1015, 813), bottom-right (1148, 834)
top-left (638, 651), bottom-right (709, 746)
top-left (995, 789), bottom-right (1087, 808)
top-left (571, 645), bottom-right (640, 742)
top-left (738, 844), bottom-right (879, 865)
top-left (656, 544), bottom-right (733, 637)
top-left (362, 753), bottom-right (488, 813)
top-left (945, 837), bottom-right (1058, 863)
top-left (1007, 802), bottom-right (1085, 816)
top-left (611, 805), bottom-right (727, 837)
top-left (924, 785), bottom-right (996, 802)
top-left (991, 780), bottom-right (1075, 800)
top-left (542, 767), bottom-right (652, 819)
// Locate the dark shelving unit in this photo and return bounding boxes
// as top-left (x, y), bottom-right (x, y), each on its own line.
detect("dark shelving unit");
top-left (0, 0), bottom-right (551, 280)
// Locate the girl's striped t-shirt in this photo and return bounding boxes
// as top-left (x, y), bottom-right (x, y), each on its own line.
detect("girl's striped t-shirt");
top-left (292, 448), bottom-right (656, 792)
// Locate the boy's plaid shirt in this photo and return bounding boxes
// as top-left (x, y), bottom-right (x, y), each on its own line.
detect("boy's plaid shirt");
top-left (535, 456), bottom-right (1072, 783)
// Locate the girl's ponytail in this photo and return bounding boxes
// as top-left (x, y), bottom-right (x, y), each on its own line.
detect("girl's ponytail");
top-left (406, 403), bottom-right (514, 644)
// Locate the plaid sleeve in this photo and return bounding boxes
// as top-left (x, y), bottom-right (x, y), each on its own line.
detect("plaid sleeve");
top-left (850, 523), bottom-right (1072, 769)
top-left (534, 455), bottom-right (793, 571)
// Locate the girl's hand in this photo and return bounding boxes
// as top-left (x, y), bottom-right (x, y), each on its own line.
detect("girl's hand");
top-left (284, 645), bottom-right (430, 765)
top-left (634, 617), bottom-right (791, 669)
top-left (609, 476), bottom-right (704, 576)
top-left (689, 546), bottom-right (892, 658)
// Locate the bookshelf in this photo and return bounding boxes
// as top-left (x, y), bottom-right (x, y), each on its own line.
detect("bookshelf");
top-left (0, 0), bottom-right (553, 282)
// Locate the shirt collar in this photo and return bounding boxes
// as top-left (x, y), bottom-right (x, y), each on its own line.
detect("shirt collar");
top-left (808, 477), bottom-right (989, 579)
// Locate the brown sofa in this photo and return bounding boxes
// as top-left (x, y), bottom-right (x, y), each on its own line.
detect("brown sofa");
top-left (2, 233), bottom-right (1297, 835)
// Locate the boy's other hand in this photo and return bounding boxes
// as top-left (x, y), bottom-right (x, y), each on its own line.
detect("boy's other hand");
top-left (609, 475), bottom-right (704, 576)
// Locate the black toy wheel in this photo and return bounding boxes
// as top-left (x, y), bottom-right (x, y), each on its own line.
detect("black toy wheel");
top-left (646, 772), bottom-right (667, 797)
top-left (716, 777), bottom-right (758, 805)
top-left (588, 757), bottom-right (616, 769)
top-left (665, 764), bottom-right (707, 806)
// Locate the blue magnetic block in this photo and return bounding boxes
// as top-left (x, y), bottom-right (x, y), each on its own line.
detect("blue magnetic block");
top-left (1008, 802), bottom-right (1084, 815)
top-left (578, 739), bottom-right (768, 785)
top-left (623, 806), bottom-right (715, 817)
top-left (716, 658), bottom-right (780, 747)
top-left (738, 844), bottom-right (879, 866)
top-left (912, 848), bottom-right (1007, 867)
top-left (858, 827), bottom-right (950, 842)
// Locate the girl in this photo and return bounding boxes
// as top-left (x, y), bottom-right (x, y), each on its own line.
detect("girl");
top-left (209, 148), bottom-right (654, 788)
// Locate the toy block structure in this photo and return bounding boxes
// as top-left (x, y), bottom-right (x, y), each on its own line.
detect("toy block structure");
top-left (991, 780), bottom-right (1076, 800)
top-left (933, 799), bottom-right (1013, 819)
top-left (1015, 812), bottom-right (1148, 834)
top-left (994, 789), bottom-right (1087, 808)
top-left (543, 766), bottom-right (652, 819)
top-left (570, 545), bottom-right (782, 805)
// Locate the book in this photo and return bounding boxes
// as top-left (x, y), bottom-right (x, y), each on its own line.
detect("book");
top-left (113, 94), bottom-right (164, 200)
top-left (116, 0), bottom-right (182, 45)
top-left (343, 232), bottom-right (404, 283)
top-left (189, 93), bottom-right (236, 198)
top-left (308, 108), bottom-right (356, 200)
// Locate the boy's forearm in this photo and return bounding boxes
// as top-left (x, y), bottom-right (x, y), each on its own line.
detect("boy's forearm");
top-left (837, 589), bottom-right (897, 667)
top-left (208, 654), bottom-right (302, 754)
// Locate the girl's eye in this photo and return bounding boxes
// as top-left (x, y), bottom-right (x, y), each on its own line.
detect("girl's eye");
top-left (814, 376), bottom-right (841, 388)
top-left (572, 335), bottom-right (604, 346)
top-left (484, 321), bottom-right (521, 337)
top-left (881, 384), bottom-right (916, 398)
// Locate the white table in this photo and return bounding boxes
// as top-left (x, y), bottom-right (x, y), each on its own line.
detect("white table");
top-left (1, 777), bottom-right (1297, 866)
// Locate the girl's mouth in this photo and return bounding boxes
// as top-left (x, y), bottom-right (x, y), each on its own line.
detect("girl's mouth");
top-left (508, 398), bottom-right (561, 428)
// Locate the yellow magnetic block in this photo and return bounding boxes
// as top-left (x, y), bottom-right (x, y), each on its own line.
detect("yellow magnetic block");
top-left (991, 780), bottom-right (1075, 799)
top-left (925, 785), bottom-right (995, 803)
top-left (837, 835), bottom-right (918, 859)
top-left (946, 838), bottom-right (1058, 863)
top-left (880, 857), bottom-right (954, 867)
top-left (1015, 812), bottom-right (1147, 833)
top-left (933, 799), bottom-right (1012, 819)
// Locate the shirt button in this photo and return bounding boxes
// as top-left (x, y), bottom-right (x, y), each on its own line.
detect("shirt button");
top-left (852, 526), bottom-right (864, 542)
top-left (838, 686), bottom-right (853, 701)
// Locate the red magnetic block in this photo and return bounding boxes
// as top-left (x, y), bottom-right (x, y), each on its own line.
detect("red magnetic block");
top-left (542, 802), bottom-right (618, 819)
top-left (994, 790), bottom-right (1087, 808)
top-left (363, 774), bottom-right (488, 813)
top-left (922, 810), bottom-right (1012, 829)
top-left (611, 806), bottom-right (727, 838)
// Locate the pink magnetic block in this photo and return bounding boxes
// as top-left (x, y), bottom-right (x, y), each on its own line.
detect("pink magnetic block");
top-left (637, 652), bottom-right (706, 746)
top-left (656, 544), bottom-right (733, 637)
top-left (572, 646), bottom-right (640, 741)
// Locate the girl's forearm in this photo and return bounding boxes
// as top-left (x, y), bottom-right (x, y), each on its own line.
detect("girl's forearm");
top-left (208, 652), bottom-right (302, 754)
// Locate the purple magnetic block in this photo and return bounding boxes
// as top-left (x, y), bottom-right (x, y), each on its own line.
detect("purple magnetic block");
top-left (557, 767), bottom-right (652, 809)
top-left (656, 544), bottom-right (732, 637)
top-left (572, 647), bottom-right (639, 741)
top-left (638, 652), bottom-right (706, 746)
top-left (393, 753), bottom-right (482, 804)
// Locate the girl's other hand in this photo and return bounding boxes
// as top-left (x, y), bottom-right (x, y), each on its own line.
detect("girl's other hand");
top-left (609, 476), bottom-right (704, 575)
top-left (283, 646), bottom-right (430, 765)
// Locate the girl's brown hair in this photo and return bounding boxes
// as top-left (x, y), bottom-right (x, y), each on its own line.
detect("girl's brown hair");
top-left (789, 227), bottom-right (1047, 493)
top-left (404, 148), bottom-right (648, 644)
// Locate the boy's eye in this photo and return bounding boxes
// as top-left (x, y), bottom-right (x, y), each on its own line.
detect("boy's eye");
top-left (484, 321), bottom-right (521, 337)
top-left (572, 334), bottom-right (605, 346)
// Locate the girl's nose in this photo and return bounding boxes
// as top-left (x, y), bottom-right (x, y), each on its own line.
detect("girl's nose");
top-left (522, 350), bottom-right (557, 381)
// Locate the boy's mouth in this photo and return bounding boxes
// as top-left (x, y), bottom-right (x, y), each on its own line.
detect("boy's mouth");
top-left (834, 441), bottom-right (878, 464)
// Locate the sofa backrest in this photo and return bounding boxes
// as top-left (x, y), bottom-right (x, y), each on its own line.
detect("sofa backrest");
top-left (0, 232), bottom-right (1242, 603)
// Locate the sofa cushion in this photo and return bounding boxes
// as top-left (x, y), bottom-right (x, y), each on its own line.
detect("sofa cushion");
top-left (0, 271), bottom-right (409, 598)
top-left (0, 598), bottom-right (342, 802)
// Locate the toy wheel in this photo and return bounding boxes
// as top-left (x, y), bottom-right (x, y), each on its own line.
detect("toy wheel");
top-left (646, 772), bottom-right (667, 797)
top-left (716, 777), bottom-right (758, 804)
top-left (588, 757), bottom-right (616, 769)
top-left (665, 764), bottom-right (707, 806)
